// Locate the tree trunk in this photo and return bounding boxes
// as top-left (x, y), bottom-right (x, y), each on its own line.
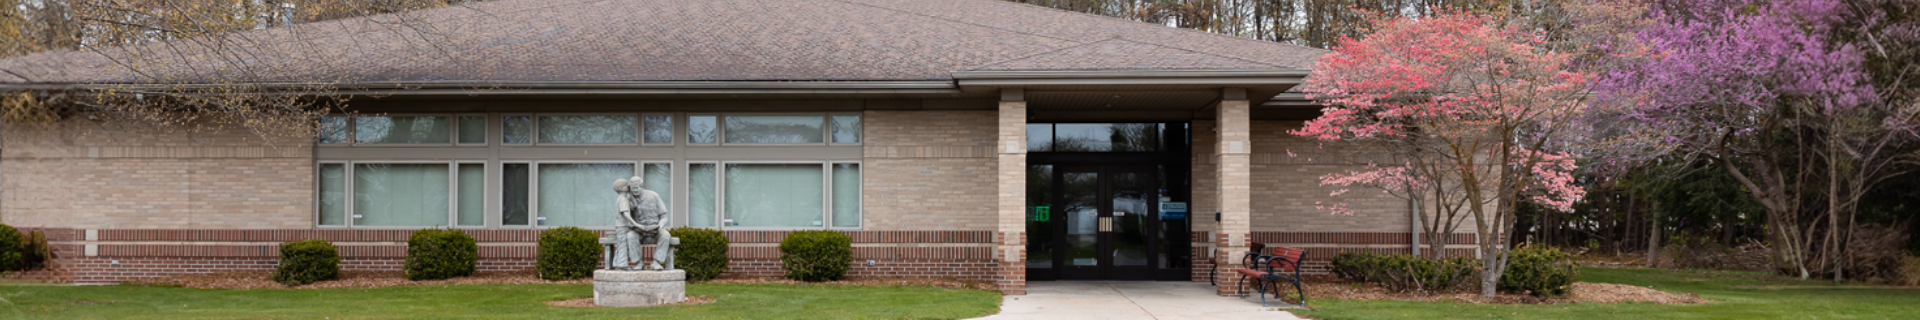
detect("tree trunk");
top-left (1647, 201), bottom-right (1661, 268)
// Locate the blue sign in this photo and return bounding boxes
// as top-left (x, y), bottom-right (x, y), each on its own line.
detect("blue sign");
top-left (1159, 202), bottom-right (1188, 220)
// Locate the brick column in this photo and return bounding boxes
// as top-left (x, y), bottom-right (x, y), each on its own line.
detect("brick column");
top-left (995, 89), bottom-right (1028, 295)
top-left (1212, 88), bottom-right (1252, 296)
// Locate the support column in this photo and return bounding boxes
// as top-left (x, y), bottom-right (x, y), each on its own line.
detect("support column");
top-left (1212, 88), bottom-right (1253, 296)
top-left (995, 89), bottom-right (1028, 295)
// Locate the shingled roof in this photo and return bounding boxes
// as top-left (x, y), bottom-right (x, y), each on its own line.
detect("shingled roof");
top-left (0, 0), bottom-right (1326, 85)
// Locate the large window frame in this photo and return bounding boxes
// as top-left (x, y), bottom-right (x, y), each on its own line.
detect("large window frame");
top-left (317, 112), bottom-right (862, 231)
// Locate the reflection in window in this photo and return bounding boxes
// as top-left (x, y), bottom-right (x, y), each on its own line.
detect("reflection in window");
top-left (538, 163), bottom-right (634, 226)
top-left (539, 116), bottom-right (637, 144)
top-left (688, 115), bottom-right (717, 144)
top-left (354, 116), bottom-right (450, 144)
top-left (725, 115), bottom-right (824, 144)
top-left (831, 163), bottom-right (861, 227)
top-left (502, 116), bottom-right (532, 144)
top-left (1051, 123), bottom-right (1161, 152)
top-left (1025, 165), bottom-right (1052, 268)
top-left (643, 163), bottom-right (672, 210)
top-left (456, 164), bottom-right (485, 226)
top-left (1026, 124), bottom-right (1052, 152)
top-left (353, 163), bottom-right (450, 226)
top-left (724, 164), bottom-right (823, 227)
top-left (319, 116), bottom-right (350, 144)
top-left (831, 115), bottom-right (861, 143)
top-left (318, 164), bottom-right (347, 225)
top-left (458, 116), bottom-right (486, 144)
top-left (688, 163), bottom-right (717, 227)
top-left (643, 115), bottom-right (674, 144)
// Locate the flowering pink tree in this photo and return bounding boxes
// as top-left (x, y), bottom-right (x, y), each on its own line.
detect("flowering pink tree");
top-left (1294, 11), bottom-right (1592, 297)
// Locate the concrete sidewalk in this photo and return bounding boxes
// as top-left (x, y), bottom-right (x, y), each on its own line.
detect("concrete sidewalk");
top-left (971, 281), bottom-right (1305, 320)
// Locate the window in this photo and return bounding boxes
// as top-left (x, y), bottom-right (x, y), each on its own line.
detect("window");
top-left (539, 115), bottom-right (637, 144)
top-left (831, 115), bottom-right (862, 144)
top-left (355, 116), bottom-right (451, 144)
top-left (725, 115), bottom-right (824, 144)
top-left (687, 163), bottom-right (718, 227)
top-left (643, 115), bottom-right (674, 144)
top-left (1026, 123), bottom-right (1052, 152)
top-left (502, 163), bottom-right (531, 225)
top-left (687, 115), bottom-right (718, 144)
top-left (502, 115), bottom-right (532, 144)
top-left (317, 163), bottom-right (348, 225)
top-left (457, 115), bottom-right (487, 145)
top-left (1028, 123), bottom-right (1165, 152)
top-left (724, 163), bottom-right (824, 227)
top-left (319, 116), bottom-right (350, 144)
top-left (537, 163), bottom-right (635, 226)
top-left (456, 163), bottom-right (486, 226)
top-left (352, 163), bottom-right (450, 226)
top-left (831, 163), bottom-right (861, 227)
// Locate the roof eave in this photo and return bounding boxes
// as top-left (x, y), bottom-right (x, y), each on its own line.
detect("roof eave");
top-left (951, 69), bottom-right (1309, 87)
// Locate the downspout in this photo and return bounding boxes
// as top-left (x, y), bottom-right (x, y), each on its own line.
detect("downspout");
top-left (1410, 187), bottom-right (1421, 258)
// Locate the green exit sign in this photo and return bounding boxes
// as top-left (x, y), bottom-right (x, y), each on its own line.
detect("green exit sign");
top-left (1031, 206), bottom-right (1050, 222)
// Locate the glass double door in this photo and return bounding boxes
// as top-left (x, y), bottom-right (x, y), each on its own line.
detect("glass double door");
top-left (1030, 166), bottom-right (1159, 280)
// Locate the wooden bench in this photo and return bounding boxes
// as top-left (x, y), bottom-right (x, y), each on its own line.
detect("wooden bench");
top-left (1234, 244), bottom-right (1307, 307)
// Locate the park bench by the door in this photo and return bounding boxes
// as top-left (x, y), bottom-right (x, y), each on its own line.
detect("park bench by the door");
top-left (1234, 244), bottom-right (1307, 307)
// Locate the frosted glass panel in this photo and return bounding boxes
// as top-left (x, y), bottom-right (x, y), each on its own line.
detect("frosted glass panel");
top-left (355, 116), bottom-right (450, 144)
top-left (538, 163), bottom-right (634, 227)
top-left (725, 116), bottom-right (823, 144)
top-left (502, 163), bottom-right (530, 225)
top-left (643, 163), bottom-right (672, 213)
top-left (831, 163), bottom-right (861, 227)
top-left (831, 115), bottom-right (861, 143)
top-left (724, 164), bottom-right (823, 227)
top-left (353, 163), bottom-right (450, 226)
top-left (687, 115), bottom-right (717, 144)
top-left (457, 164), bottom-right (485, 226)
top-left (458, 116), bottom-right (486, 144)
top-left (502, 116), bottom-right (531, 144)
top-left (539, 115), bottom-right (637, 144)
top-left (644, 115), bottom-right (673, 144)
top-left (688, 163), bottom-right (717, 227)
top-left (318, 164), bottom-right (347, 226)
top-left (319, 116), bottom-right (349, 144)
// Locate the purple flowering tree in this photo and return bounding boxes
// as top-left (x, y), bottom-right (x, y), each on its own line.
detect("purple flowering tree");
top-left (1595, 0), bottom-right (1910, 281)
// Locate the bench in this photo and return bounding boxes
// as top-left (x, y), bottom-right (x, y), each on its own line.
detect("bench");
top-left (601, 236), bottom-right (680, 269)
top-left (1234, 244), bottom-right (1307, 307)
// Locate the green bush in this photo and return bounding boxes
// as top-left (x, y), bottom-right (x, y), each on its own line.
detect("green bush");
top-left (405, 228), bottom-right (478, 281)
top-left (272, 239), bottom-right (341, 286)
top-left (1329, 251), bottom-right (1478, 292)
top-left (779, 230), bottom-right (851, 282)
top-left (536, 227), bottom-right (600, 280)
top-left (0, 224), bottom-right (21, 272)
top-left (23, 230), bottom-right (52, 270)
top-left (1499, 245), bottom-right (1579, 297)
top-left (671, 227), bottom-right (729, 281)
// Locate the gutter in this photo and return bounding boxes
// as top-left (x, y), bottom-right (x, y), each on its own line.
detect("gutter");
top-left (951, 69), bottom-right (1309, 86)
top-left (0, 80), bottom-right (965, 96)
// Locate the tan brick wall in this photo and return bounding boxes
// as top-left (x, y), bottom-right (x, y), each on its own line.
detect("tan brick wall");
top-left (860, 110), bottom-right (998, 231)
top-left (1193, 120), bottom-right (1458, 235)
top-left (2, 122), bottom-right (314, 229)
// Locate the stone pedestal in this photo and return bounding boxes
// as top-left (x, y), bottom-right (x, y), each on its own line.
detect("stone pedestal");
top-left (593, 269), bottom-right (687, 307)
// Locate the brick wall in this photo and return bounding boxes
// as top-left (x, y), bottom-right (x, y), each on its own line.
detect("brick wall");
top-left (1, 122), bottom-right (314, 230)
top-left (1192, 120), bottom-right (1479, 235)
top-left (860, 110), bottom-right (998, 231)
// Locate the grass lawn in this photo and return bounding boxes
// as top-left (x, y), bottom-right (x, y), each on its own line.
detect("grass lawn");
top-left (1296, 267), bottom-right (1920, 320)
top-left (0, 282), bottom-right (1001, 319)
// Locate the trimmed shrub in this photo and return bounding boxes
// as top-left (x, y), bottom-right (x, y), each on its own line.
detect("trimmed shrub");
top-left (537, 227), bottom-right (600, 280)
top-left (671, 227), bottom-right (729, 281)
top-left (779, 230), bottom-right (851, 282)
top-left (1499, 245), bottom-right (1579, 297)
top-left (272, 239), bottom-right (341, 286)
top-left (1329, 251), bottom-right (1478, 292)
top-left (405, 228), bottom-right (478, 281)
top-left (23, 230), bottom-right (52, 270)
top-left (0, 224), bottom-right (21, 272)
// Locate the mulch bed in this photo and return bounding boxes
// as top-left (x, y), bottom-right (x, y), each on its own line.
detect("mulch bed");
top-left (546, 295), bottom-right (716, 307)
top-left (1260, 275), bottom-right (1705, 305)
top-left (128, 270), bottom-right (999, 291)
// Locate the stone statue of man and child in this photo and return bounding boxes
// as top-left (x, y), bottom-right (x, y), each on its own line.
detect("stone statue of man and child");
top-left (611, 176), bottom-right (674, 271)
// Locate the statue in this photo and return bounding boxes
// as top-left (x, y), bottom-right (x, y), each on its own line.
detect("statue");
top-left (612, 176), bottom-right (673, 270)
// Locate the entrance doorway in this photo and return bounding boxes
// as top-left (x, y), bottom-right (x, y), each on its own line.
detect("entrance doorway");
top-left (1023, 122), bottom-right (1192, 281)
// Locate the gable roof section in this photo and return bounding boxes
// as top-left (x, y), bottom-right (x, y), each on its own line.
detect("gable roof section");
top-left (0, 0), bottom-right (1326, 85)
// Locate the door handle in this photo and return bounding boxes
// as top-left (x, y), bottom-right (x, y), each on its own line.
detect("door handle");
top-left (1099, 216), bottom-right (1112, 232)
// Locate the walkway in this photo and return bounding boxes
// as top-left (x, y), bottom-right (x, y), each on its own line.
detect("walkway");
top-left (971, 281), bottom-right (1305, 320)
